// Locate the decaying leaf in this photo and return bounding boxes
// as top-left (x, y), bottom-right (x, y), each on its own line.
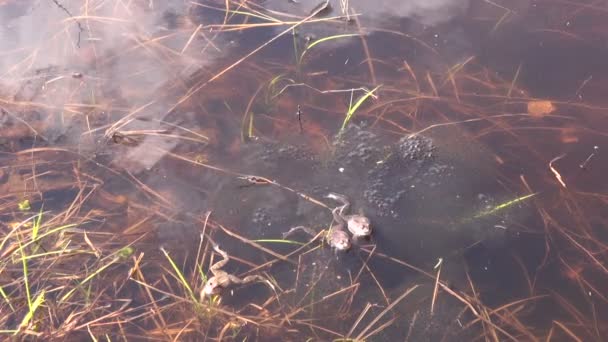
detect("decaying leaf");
top-left (527, 100), bottom-right (556, 117)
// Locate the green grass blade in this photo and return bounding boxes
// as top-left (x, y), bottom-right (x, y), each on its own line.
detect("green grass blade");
top-left (240, 111), bottom-right (253, 142)
top-left (223, 8), bottom-right (279, 23)
top-left (268, 73), bottom-right (287, 89)
top-left (32, 207), bottom-right (43, 241)
top-left (16, 290), bottom-right (45, 334)
top-left (253, 239), bottom-right (305, 246)
top-left (340, 85), bottom-right (382, 132)
top-left (300, 34), bottom-right (359, 61)
top-left (18, 237), bottom-right (32, 313)
top-left (197, 264), bottom-right (207, 284)
top-left (18, 223), bottom-right (78, 252)
top-left (23, 249), bottom-right (82, 260)
top-left (60, 258), bottom-right (116, 302)
top-left (266, 73), bottom-right (288, 102)
top-left (0, 286), bottom-right (15, 311)
top-left (160, 247), bottom-right (196, 301)
top-left (0, 212), bottom-right (49, 252)
top-left (474, 193), bottom-right (537, 218)
top-left (248, 112), bottom-right (254, 139)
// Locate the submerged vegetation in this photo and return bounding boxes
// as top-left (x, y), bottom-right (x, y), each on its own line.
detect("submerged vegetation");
top-left (1, 0), bottom-right (608, 340)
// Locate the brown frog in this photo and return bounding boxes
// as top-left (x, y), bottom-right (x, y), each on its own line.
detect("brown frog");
top-left (201, 245), bottom-right (273, 297)
top-left (326, 192), bottom-right (372, 238)
top-left (282, 206), bottom-right (352, 251)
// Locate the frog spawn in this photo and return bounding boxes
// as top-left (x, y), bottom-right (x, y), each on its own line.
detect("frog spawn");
top-left (209, 124), bottom-right (432, 238)
top-left (210, 123), bottom-right (513, 276)
top-left (329, 124), bottom-right (441, 218)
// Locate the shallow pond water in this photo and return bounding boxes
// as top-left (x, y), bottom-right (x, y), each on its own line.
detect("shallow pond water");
top-left (1, 0), bottom-right (608, 341)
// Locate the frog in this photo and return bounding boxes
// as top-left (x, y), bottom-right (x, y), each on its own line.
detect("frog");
top-left (326, 222), bottom-right (352, 251)
top-left (282, 206), bottom-right (352, 251)
top-left (326, 192), bottom-right (372, 238)
top-left (201, 244), bottom-right (274, 297)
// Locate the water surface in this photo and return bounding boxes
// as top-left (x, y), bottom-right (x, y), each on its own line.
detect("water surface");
top-left (1, 0), bottom-right (607, 340)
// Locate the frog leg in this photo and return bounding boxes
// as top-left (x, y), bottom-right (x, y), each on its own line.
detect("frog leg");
top-left (228, 274), bottom-right (275, 291)
top-left (282, 225), bottom-right (317, 239)
top-left (338, 203), bottom-right (348, 216)
top-left (326, 192), bottom-right (351, 213)
top-left (331, 207), bottom-right (346, 225)
top-left (209, 245), bottom-right (230, 275)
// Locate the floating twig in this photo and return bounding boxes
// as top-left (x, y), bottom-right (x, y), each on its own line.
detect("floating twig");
top-left (579, 145), bottom-right (598, 169)
top-left (296, 105), bottom-right (303, 133)
top-left (50, 0), bottom-right (84, 48)
top-left (549, 154), bottom-right (567, 188)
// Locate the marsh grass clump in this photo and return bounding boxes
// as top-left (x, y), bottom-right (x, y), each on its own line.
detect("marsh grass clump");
top-left (0, 208), bottom-right (131, 339)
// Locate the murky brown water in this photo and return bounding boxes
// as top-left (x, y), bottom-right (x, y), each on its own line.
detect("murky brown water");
top-left (1, 0), bottom-right (608, 340)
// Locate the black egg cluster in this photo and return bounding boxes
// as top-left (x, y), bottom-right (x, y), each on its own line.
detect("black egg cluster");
top-left (328, 125), bottom-right (443, 218)
top-left (396, 135), bottom-right (436, 161)
top-left (422, 164), bottom-right (451, 188)
top-left (277, 144), bottom-right (314, 161)
top-left (348, 143), bottom-right (379, 164)
top-left (363, 151), bottom-right (413, 218)
top-left (241, 124), bottom-right (446, 221)
top-left (257, 142), bottom-right (313, 162)
top-left (363, 187), bottom-right (406, 218)
top-left (333, 126), bottom-right (382, 167)
top-left (251, 207), bottom-right (271, 226)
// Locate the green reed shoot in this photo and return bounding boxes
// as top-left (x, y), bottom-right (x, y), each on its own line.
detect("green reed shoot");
top-left (474, 193), bottom-right (537, 219)
top-left (340, 85), bottom-right (381, 132)
top-left (253, 239), bottom-right (305, 246)
top-left (14, 232), bottom-right (46, 334)
top-left (299, 34), bottom-right (359, 64)
top-left (265, 73), bottom-right (294, 104)
top-left (222, 7), bottom-right (278, 23)
top-left (197, 264), bottom-right (207, 285)
top-left (16, 290), bottom-right (45, 334)
top-left (160, 247), bottom-right (196, 302)
top-left (60, 257), bottom-right (117, 302)
top-left (0, 286), bottom-right (14, 312)
top-left (30, 208), bottom-right (44, 255)
top-left (0, 330), bottom-right (18, 334)
top-left (22, 249), bottom-right (79, 260)
top-left (18, 236), bottom-right (32, 316)
top-left (248, 113), bottom-right (255, 139)
top-left (6, 223), bottom-right (77, 254)
top-left (240, 111), bottom-right (254, 142)
top-left (0, 213), bottom-right (38, 252)
top-left (32, 207), bottom-right (43, 241)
